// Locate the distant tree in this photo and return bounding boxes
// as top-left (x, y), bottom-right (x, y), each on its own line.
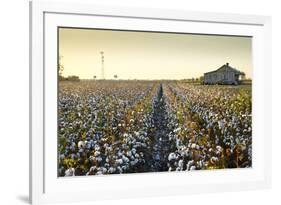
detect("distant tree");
top-left (93, 75), bottom-right (96, 80)
top-left (58, 55), bottom-right (64, 80)
top-left (114, 74), bottom-right (118, 79)
top-left (67, 75), bottom-right (80, 81)
top-left (199, 76), bottom-right (204, 84)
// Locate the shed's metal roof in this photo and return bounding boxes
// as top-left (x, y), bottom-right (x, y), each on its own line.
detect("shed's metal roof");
top-left (204, 63), bottom-right (245, 75)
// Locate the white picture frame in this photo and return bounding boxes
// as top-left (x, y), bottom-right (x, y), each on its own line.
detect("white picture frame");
top-left (29, 1), bottom-right (272, 204)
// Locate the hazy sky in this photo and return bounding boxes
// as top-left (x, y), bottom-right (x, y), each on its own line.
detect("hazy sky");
top-left (59, 28), bottom-right (252, 80)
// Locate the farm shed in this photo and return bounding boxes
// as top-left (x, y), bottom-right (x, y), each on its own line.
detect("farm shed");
top-left (203, 63), bottom-right (245, 85)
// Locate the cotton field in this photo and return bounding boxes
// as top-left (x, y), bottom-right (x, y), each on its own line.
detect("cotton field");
top-left (58, 80), bottom-right (252, 177)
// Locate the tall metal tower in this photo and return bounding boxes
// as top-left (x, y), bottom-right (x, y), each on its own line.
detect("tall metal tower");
top-left (100, 51), bottom-right (105, 79)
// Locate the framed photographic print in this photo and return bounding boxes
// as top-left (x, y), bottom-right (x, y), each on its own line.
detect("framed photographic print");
top-left (29, 0), bottom-right (272, 204)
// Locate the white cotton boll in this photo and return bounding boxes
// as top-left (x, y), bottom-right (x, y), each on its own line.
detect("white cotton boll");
top-left (94, 151), bottom-right (101, 157)
top-left (122, 155), bottom-right (130, 163)
top-left (131, 148), bottom-right (137, 155)
top-left (180, 151), bottom-right (186, 158)
top-left (179, 145), bottom-right (185, 151)
top-left (190, 166), bottom-right (196, 171)
top-left (78, 148), bottom-right (84, 153)
top-left (178, 159), bottom-right (184, 168)
top-left (216, 145), bottom-right (221, 150)
top-left (186, 160), bottom-right (194, 171)
top-left (196, 145), bottom-right (200, 150)
top-left (86, 142), bottom-right (91, 149)
top-left (122, 165), bottom-right (129, 171)
top-left (211, 156), bottom-right (219, 163)
top-left (106, 146), bottom-right (113, 153)
top-left (191, 143), bottom-right (196, 149)
top-left (168, 152), bottom-right (176, 161)
top-left (174, 127), bottom-right (181, 133)
top-left (216, 145), bottom-right (223, 153)
top-left (94, 144), bottom-right (100, 151)
top-left (59, 154), bottom-right (65, 160)
top-left (122, 144), bottom-right (128, 150)
top-left (130, 160), bottom-right (137, 166)
top-left (108, 167), bottom-right (116, 174)
top-left (130, 155), bottom-right (135, 160)
top-left (197, 160), bottom-right (203, 168)
top-left (65, 168), bottom-right (75, 176)
top-left (89, 156), bottom-right (95, 162)
top-left (78, 141), bottom-right (85, 149)
top-left (126, 151), bottom-right (132, 157)
top-left (117, 151), bottom-right (123, 158)
top-left (96, 156), bottom-right (103, 162)
top-left (86, 166), bottom-right (97, 175)
top-left (96, 171), bottom-right (103, 175)
top-left (241, 144), bottom-right (247, 151)
top-left (116, 158), bottom-right (123, 165)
